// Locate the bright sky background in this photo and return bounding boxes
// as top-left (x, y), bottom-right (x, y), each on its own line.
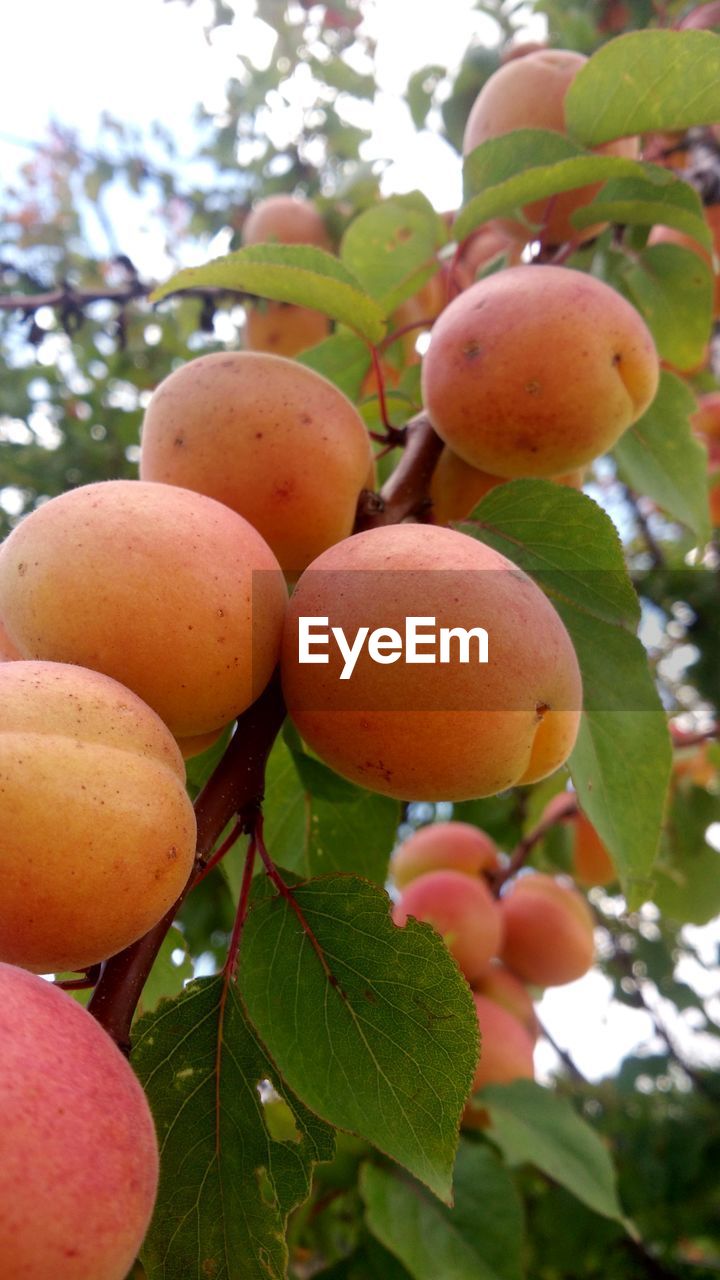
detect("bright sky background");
top-left (2, 0), bottom-right (719, 1085)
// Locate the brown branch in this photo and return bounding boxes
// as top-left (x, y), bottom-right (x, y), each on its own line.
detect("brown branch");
top-left (491, 797), bottom-right (578, 895)
top-left (0, 281), bottom-right (259, 316)
top-left (535, 1015), bottom-right (588, 1084)
top-left (354, 411), bottom-right (444, 532)
top-left (88, 671), bottom-right (287, 1054)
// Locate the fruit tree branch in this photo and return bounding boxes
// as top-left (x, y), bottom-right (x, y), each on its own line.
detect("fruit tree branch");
top-left (88, 671), bottom-right (287, 1054)
top-left (354, 411), bottom-right (444, 531)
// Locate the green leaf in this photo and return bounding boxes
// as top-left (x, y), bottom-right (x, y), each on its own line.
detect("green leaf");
top-left (457, 131), bottom-right (648, 241)
top-left (133, 977), bottom-right (334, 1280)
top-left (622, 244), bottom-right (714, 372)
top-left (573, 173), bottom-right (712, 248)
top-left (136, 927), bottom-right (193, 1017)
top-left (565, 31), bottom-right (720, 146)
top-left (264, 735), bottom-right (400, 883)
top-left (299, 328), bottom-right (372, 400)
top-left (310, 55), bottom-right (376, 99)
top-left (151, 244), bottom-right (386, 344)
top-left (340, 194), bottom-right (446, 313)
top-left (361, 1142), bottom-right (524, 1280)
top-left (463, 482), bottom-right (671, 900)
top-left (614, 372), bottom-right (711, 540)
top-left (481, 1080), bottom-right (625, 1225)
top-left (239, 876), bottom-right (478, 1202)
top-left (406, 65), bottom-right (446, 130)
top-left (262, 736), bottom-right (309, 877)
top-left (654, 785), bottom-right (720, 925)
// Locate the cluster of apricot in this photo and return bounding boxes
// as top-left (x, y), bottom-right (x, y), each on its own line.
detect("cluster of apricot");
top-left (390, 820), bottom-right (596, 1121)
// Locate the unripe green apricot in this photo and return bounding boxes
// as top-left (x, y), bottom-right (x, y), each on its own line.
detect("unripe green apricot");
top-left (0, 660), bottom-right (197, 973)
top-left (0, 962), bottom-right (158, 1280)
top-left (422, 266), bottom-right (659, 478)
top-left (0, 480), bottom-right (287, 737)
top-left (140, 352), bottom-right (373, 576)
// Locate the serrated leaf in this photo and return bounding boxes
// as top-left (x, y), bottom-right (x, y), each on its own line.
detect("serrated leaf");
top-left (299, 328), bottom-right (372, 400)
top-left (457, 131), bottom-right (648, 241)
top-left (361, 1142), bottom-right (524, 1280)
top-left (614, 372), bottom-right (711, 540)
top-left (481, 1080), bottom-right (625, 1225)
top-left (573, 173), bottom-right (712, 248)
top-left (565, 31), bottom-right (720, 147)
top-left (622, 244), bottom-right (714, 371)
top-left (151, 244), bottom-right (386, 344)
top-left (133, 977), bottom-right (334, 1280)
top-left (239, 876), bottom-right (478, 1202)
top-left (341, 195), bottom-right (446, 313)
top-left (463, 482), bottom-right (671, 897)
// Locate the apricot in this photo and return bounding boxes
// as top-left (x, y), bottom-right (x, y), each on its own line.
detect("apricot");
top-left (242, 193), bottom-right (333, 250)
top-left (244, 299), bottom-right (331, 356)
top-left (474, 964), bottom-right (539, 1040)
top-left (177, 726), bottom-right (226, 760)
top-left (462, 50), bottom-right (639, 246)
top-left (281, 523), bottom-right (582, 801)
top-left (430, 445), bottom-right (585, 525)
top-left (392, 869), bottom-right (503, 984)
top-left (572, 811), bottom-right (616, 887)
top-left (470, 993), bottom-right (535, 1090)
top-left (0, 660), bottom-right (196, 973)
top-left (422, 266), bottom-right (659, 478)
top-left (692, 390), bottom-right (720, 442)
top-left (0, 616), bottom-right (20, 661)
top-left (0, 962), bottom-right (158, 1279)
top-left (391, 821), bottom-right (499, 889)
top-left (500, 872), bottom-right (595, 986)
top-left (673, 742), bottom-right (718, 788)
top-left (454, 225), bottom-right (523, 290)
top-left (648, 205), bottom-right (720, 318)
top-left (140, 352), bottom-right (373, 576)
top-left (0, 480), bottom-right (287, 737)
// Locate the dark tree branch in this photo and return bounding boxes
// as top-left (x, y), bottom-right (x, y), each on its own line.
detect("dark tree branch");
top-left (354, 411), bottom-right (444, 531)
top-left (491, 796), bottom-right (578, 895)
top-left (88, 671), bottom-right (287, 1054)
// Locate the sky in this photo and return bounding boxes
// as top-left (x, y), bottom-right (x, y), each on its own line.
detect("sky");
top-left (2, 0), bottom-right (719, 1085)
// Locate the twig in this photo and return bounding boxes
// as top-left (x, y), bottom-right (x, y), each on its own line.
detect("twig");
top-left (491, 797), bottom-right (578, 895)
top-left (535, 1015), bottom-right (588, 1083)
top-left (88, 672), bottom-right (287, 1054)
top-left (354, 411), bottom-right (444, 531)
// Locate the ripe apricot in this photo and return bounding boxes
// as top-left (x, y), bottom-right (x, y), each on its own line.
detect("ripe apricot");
top-left (648, 205), bottom-right (720, 318)
top-left (242, 193), bottom-right (333, 250)
top-left (572, 811), bottom-right (616, 887)
top-left (140, 352), bottom-right (373, 576)
top-left (470, 993), bottom-right (536, 1090)
top-left (430, 445), bottom-right (585, 525)
top-left (244, 300), bottom-right (331, 356)
top-left (0, 661), bottom-right (197, 973)
top-left (475, 964), bottom-right (539, 1040)
top-left (0, 616), bottom-right (20, 661)
top-left (0, 480), bottom-right (287, 737)
top-left (391, 821), bottom-right (499, 888)
top-left (453, 225), bottom-right (522, 290)
top-left (422, 266), bottom-right (659, 478)
top-left (500, 872), bottom-right (595, 986)
top-left (392, 869), bottom-right (503, 984)
top-left (463, 50), bottom-right (639, 246)
top-left (0, 963), bottom-right (158, 1279)
top-left (281, 523), bottom-right (582, 801)
top-left (692, 390), bottom-right (720, 443)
